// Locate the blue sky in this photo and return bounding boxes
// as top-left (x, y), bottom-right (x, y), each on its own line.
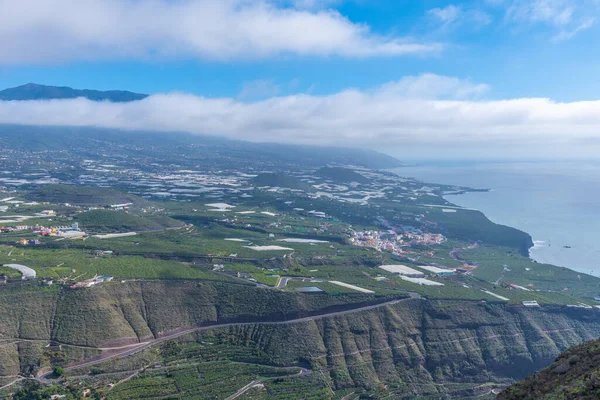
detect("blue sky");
top-left (1, 0), bottom-right (599, 101)
top-left (1, 0), bottom-right (600, 159)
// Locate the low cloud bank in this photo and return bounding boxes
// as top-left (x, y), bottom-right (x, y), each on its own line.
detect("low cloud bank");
top-left (1, 74), bottom-right (599, 153)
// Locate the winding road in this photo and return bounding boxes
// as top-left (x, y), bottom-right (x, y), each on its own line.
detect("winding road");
top-left (59, 293), bottom-right (420, 373)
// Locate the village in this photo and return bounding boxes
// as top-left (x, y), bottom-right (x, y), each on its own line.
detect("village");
top-left (349, 228), bottom-right (446, 255)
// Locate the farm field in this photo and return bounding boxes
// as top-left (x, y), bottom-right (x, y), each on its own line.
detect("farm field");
top-left (0, 245), bottom-right (235, 281)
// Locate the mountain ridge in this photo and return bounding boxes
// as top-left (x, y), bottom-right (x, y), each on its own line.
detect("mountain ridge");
top-left (0, 83), bottom-right (148, 102)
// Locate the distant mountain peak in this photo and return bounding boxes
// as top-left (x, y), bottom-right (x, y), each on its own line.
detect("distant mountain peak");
top-left (0, 83), bottom-right (148, 102)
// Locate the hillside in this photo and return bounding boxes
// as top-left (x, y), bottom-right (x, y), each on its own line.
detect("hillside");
top-left (75, 210), bottom-right (184, 233)
top-left (0, 125), bottom-right (403, 169)
top-left (222, 301), bottom-right (600, 398)
top-left (498, 338), bottom-right (600, 400)
top-left (316, 166), bottom-right (370, 184)
top-left (0, 281), bottom-right (391, 366)
top-left (251, 173), bottom-right (312, 191)
top-left (1, 283), bottom-right (600, 398)
top-left (0, 83), bottom-right (148, 102)
top-left (28, 184), bottom-right (148, 207)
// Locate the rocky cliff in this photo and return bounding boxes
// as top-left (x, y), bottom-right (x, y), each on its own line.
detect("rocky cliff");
top-left (1, 283), bottom-right (600, 398)
top-left (0, 281), bottom-right (391, 375)
top-left (219, 300), bottom-right (600, 398)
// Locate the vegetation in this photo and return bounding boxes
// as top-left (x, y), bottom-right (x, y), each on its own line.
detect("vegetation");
top-left (425, 207), bottom-right (534, 255)
top-left (75, 209), bottom-right (183, 233)
top-left (1, 132), bottom-right (599, 399)
top-left (74, 222), bottom-right (373, 261)
top-left (0, 246), bottom-right (234, 281)
top-left (28, 184), bottom-right (147, 207)
top-left (460, 244), bottom-right (600, 299)
top-left (251, 172), bottom-right (313, 191)
top-left (241, 375), bottom-right (334, 399)
top-left (0, 280), bottom-right (391, 351)
top-left (34, 298), bottom-right (600, 399)
top-left (0, 266), bottom-right (22, 279)
top-left (499, 338), bottom-right (600, 400)
top-left (0, 125), bottom-right (403, 168)
top-left (12, 380), bottom-right (80, 400)
top-left (315, 166), bottom-right (370, 183)
top-left (107, 362), bottom-right (301, 399)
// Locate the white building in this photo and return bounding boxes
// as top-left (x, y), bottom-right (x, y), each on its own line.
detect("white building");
top-left (417, 265), bottom-right (456, 275)
top-left (379, 265), bottom-right (425, 277)
top-left (3, 264), bottom-right (36, 279)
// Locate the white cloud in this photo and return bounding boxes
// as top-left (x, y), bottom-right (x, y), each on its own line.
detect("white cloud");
top-left (284, 0), bottom-right (342, 9)
top-left (428, 4), bottom-right (492, 31)
top-left (1, 74), bottom-right (599, 157)
top-left (377, 74), bottom-right (490, 99)
top-left (506, 0), bottom-right (575, 26)
top-left (238, 79), bottom-right (281, 100)
top-left (429, 5), bottom-right (463, 25)
top-left (502, 0), bottom-right (597, 39)
top-left (553, 17), bottom-right (596, 41)
top-left (0, 0), bottom-right (439, 65)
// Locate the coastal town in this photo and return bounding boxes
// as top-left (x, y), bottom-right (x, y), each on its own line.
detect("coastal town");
top-left (349, 228), bottom-right (446, 255)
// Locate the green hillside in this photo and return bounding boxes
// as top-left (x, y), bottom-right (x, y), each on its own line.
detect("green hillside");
top-left (28, 184), bottom-right (147, 207)
top-left (499, 338), bottom-right (600, 400)
top-left (0, 125), bottom-right (403, 169)
top-left (75, 210), bottom-right (183, 233)
top-left (4, 285), bottom-right (600, 399)
top-left (0, 281), bottom-right (388, 350)
top-left (315, 167), bottom-right (370, 184)
top-left (251, 173), bottom-right (313, 191)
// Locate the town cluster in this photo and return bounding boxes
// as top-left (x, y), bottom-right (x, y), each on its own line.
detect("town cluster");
top-left (349, 229), bottom-right (446, 255)
top-left (5, 222), bottom-right (85, 245)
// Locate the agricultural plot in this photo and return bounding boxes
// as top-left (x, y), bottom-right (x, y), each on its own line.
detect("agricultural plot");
top-left (461, 244), bottom-right (600, 298)
top-left (107, 362), bottom-right (302, 400)
top-left (0, 246), bottom-right (236, 281)
top-left (239, 375), bottom-right (334, 399)
top-left (75, 223), bottom-right (371, 261)
top-left (66, 338), bottom-right (309, 400)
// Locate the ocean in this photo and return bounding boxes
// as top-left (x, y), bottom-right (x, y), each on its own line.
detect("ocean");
top-left (390, 161), bottom-right (600, 277)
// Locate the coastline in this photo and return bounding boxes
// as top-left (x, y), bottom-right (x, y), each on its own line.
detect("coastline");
top-left (389, 162), bottom-right (600, 277)
top-left (390, 165), bottom-right (537, 259)
top-left (441, 186), bottom-right (599, 277)
top-left (441, 191), bottom-right (535, 258)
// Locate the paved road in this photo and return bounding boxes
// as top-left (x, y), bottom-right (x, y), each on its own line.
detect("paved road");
top-left (62, 293), bottom-right (420, 373)
top-left (275, 276), bottom-right (290, 289)
top-left (224, 368), bottom-right (310, 400)
top-left (274, 276), bottom-right (311, 289)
